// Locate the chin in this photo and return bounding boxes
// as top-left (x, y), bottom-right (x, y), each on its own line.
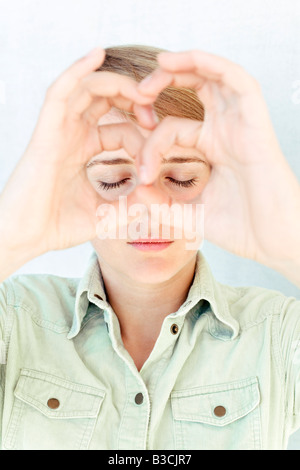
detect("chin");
top-left (127, 256), bottom-right (181, 284)
top-left (92, 239), bottom-right (198, 285)
top-left (124, 245), bottom-right (198, 285)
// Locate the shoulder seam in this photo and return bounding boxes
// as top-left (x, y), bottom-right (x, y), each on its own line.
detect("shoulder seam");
top-left (1, 282), bottom-right (16, 366)
top-left (237, 293), bottom-right (286, 333)
top-left (3, 277), bottom-right (70, 334)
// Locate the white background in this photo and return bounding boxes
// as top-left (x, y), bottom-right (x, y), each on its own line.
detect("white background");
top-left (0, 0), bottom-right (299, 449)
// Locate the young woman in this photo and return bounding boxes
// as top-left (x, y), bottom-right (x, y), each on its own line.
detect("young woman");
top-left (0, 45), bottom-right (299, 450)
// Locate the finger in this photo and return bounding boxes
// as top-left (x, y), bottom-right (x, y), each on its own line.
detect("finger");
top-left (81, 95), bottom-right (157, 130)
top-left (138, 68), bottom-right (212, 113)
top-left (133, 103), bottom-right (159, 130)
top-left (159, 50), bottom-right (259, 95)
top-left (68, 71), bottom-right (158, 128)
top-left (97, 122), bottom-right (145, 159)
top-left (82, 97), bottom-right (111, 126)
top-left (46, 48), bottom-right (106, 102)
top-left (140, 50), bottom-right (258, 96)
top-left (68, 71), bottom-right (153, 114)
top-left (139, 116), bottom-right (204, 184)
top-left (138, 68), bottom-right (205, 99)
top-left (82, 71), bottom-right (153, 105)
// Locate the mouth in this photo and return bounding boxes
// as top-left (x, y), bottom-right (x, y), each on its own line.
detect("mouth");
top-left (127, 239), bottom-right (174, 251)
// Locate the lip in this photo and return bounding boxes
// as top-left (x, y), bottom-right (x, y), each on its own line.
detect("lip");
top-left (127, 239), bottom-right (174, 251)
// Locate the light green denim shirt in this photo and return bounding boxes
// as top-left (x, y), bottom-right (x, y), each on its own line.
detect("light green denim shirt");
top-left (0, 250), bottom-right (299, 450)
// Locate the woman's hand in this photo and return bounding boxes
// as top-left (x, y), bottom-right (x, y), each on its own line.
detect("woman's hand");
top-left (0, 48), bottom-right (155, 267)
top-left (138, 50), bottom-right (300, 280)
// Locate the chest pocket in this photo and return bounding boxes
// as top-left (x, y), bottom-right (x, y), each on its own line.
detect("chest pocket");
top-left (4, 369), bottom-right (105, 450)
top-left (171, 376), bottom-right (261, 450)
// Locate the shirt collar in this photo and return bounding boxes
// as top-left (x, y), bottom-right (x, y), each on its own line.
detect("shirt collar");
top-left (68, 250), bottom-right (239, 340)
top-left (189, 252), bottom-right (239, 340)
top-left (67, 251), bottom-right (108, 339)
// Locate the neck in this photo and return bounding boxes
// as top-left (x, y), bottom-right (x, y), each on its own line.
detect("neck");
top-left (98, 256), bottom-right (197, 369)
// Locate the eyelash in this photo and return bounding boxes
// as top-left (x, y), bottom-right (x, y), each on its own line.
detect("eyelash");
top-left (165, 177), bottom-right (197, 188)
top-left (97, 179), bottom-right (130, 191)
top-left (97, 177), bottom-right (197, 191)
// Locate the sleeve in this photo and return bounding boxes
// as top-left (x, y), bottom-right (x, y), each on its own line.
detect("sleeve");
top-left (278, 295), bottom-right (300, 433)
top-left (0, 281), bottom-right (8, 366)
top-left (0, 280), bottom-right (9, 442)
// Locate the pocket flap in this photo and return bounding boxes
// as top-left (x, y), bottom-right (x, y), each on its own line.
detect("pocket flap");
top-left (14, 369), bottom-right (105, 419)
top-left (171, 377), bottom-right (260, 427)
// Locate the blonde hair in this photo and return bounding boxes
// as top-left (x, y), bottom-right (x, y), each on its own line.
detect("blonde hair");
top-left (97, 45), bottom-right (205, 122)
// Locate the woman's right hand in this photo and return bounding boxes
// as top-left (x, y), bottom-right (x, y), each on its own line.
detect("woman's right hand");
top-left (0, 47), bottom-right (155, 263)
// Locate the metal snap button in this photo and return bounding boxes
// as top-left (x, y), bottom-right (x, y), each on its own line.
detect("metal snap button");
top-left (214, 405), bottom-right (226, 417)
top-left (47, 398), bottom-right (60, 410)
top-left (170, 324), bottom-right (179, 335)
top-left (134, 393), bottom-right (144, 405)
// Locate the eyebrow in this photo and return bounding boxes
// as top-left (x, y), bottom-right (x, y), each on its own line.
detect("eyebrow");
top-left (86, 157), bottom-right (133, 168)
top-left (161, 156), bottom-right (207, 165)
top-left (86, 156), bottom-right (207, 168)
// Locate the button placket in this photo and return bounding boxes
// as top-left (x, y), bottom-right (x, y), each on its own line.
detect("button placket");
top-left (117, 368), bottom-right (150, 449)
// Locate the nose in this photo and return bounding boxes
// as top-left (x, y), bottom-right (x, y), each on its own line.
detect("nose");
top-left (131, 183), bottom-right (172, 206)
top-left (125, 184), bottom-right (174, 241)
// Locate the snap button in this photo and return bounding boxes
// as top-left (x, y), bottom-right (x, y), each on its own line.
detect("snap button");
top-left (214, 405), bottom-right (226, 418)
top-left (134, 393), bottom-right (144, 405)
top-left (170, 324), bottom-right (179, 335)
top-left (47, 398), bottom-right (60, 410)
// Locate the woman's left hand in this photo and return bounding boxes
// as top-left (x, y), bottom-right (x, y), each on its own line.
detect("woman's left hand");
top-left (137, 50), bottom-right (300, 281)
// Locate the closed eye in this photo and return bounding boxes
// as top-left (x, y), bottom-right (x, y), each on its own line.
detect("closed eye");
top-left (96, 176), bottom-right (198, 192)
top-left (165, 177), bottom-right (197, 188)
top-left (97, 178), bottom-right (131, 191)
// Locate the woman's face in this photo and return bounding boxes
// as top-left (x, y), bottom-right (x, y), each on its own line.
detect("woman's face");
top-left (88, 110), bottom-right (210, 284)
